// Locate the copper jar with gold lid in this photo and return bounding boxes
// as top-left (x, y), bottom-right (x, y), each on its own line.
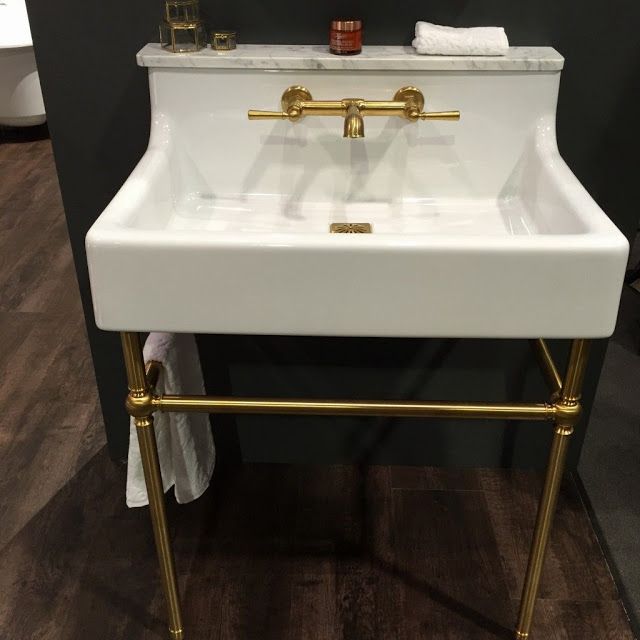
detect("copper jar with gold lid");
top-left (329, 19), bottom-right (362, 55)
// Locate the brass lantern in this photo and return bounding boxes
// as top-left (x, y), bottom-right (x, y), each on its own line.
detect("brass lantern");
top-left (160, 0), bottom-right (206, 53)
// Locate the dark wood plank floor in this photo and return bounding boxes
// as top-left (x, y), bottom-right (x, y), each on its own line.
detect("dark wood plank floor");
top-left (0, 131), bottom-right (634, 639)
top-left (0, 127), bottom-right (104, 550)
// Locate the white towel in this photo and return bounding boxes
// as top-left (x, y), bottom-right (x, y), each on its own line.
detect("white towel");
top-left (126, 332), bottom-right (216, 507)
top-left (412, 21), bottom-right (509, 56)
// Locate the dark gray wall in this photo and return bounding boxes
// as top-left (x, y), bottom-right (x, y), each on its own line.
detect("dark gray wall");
top-left (25, 1), bottom-right (640, 467)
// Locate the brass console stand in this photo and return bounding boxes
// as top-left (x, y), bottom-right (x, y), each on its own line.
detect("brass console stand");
top-left (121, 333), bottom-right (590, 640)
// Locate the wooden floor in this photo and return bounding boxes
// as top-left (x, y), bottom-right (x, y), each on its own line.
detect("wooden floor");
top-left (0, 131), bottom-right (634, 640)
top-left (0, 127), bottom-right (104, 550)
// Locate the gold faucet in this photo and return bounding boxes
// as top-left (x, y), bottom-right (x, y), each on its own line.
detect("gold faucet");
top-left (343, 101), bottom-right (365, 138)
top-left (248, 86), bottom-right (460, 138)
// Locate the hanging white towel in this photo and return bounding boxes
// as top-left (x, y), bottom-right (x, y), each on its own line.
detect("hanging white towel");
top-left (412, 21), bottom-right (509, 56)
top-left (126, 332), bottom-right (216, 507)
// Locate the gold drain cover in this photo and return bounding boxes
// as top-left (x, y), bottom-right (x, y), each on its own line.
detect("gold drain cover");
top-left (330, 222), bottom-right (372, 233)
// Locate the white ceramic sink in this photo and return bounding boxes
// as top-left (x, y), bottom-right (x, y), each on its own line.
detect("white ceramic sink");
top-left (86, 45), bottom-right (628, 338)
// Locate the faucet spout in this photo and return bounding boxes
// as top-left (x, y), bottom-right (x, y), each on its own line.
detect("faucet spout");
top-left (343, 103), bottom-right (364, 139)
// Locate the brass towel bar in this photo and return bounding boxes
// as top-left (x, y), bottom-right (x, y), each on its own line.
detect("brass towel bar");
top-left (154, 395), bottom-right (556, 420)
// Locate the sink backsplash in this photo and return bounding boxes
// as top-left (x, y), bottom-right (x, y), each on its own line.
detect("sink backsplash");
top-left (142, 46), bottom-right (562, 206)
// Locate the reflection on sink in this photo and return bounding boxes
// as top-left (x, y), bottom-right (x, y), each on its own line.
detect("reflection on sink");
top-left (86, 45), bottom-right (628, 338)
top-left (167, 194), bottom-right (537, 236)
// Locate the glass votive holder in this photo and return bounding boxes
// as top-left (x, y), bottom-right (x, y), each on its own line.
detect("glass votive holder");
top-left (160, 19), bottom-right (207, 53)
top-left (164, 0), bottom-right (200, 23)
top-left (211, 30), bottom-right (237, 51)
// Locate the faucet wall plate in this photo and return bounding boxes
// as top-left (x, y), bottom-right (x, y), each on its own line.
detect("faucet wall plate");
top-left (393, 86), bottom-right (424, 112)
top-left (86, 45), bottom-right (628, 338)
top-left (281, 85), bottom-right (312, 111)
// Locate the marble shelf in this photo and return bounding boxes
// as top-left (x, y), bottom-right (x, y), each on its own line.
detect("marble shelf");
top-left (137, 43), bottom-right (564, 72)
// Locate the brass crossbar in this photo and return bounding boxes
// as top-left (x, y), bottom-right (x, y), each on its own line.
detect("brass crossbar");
top-left (529, 339), bottom-right (563, 394)
top-left (146, 343), bottom-right (563, 421)
top-left (153, 395), bottom-right (556, 421)
top-left (145, 360), bottom-right (161, 389)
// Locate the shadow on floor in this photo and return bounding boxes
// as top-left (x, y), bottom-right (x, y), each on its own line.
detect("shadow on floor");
top-left (579, 274), bottom-right (640, 636)
top-left (0, 451), bottom-right (633, 639)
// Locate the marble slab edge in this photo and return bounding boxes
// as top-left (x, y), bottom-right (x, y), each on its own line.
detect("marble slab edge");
top-left (137, 44), bottom-right (564, 72)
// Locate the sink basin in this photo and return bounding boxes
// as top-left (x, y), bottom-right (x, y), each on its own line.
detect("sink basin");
top-left (86, 45), bottom-right (628, 338)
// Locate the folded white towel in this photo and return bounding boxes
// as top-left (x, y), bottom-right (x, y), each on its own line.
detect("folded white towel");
top-left (126, 332), bottom-right (216, 507)
top-left (412, 21), bottom-right (509, 56)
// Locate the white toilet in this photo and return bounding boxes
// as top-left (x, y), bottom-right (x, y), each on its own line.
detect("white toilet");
top-left (0, 0), bottom-right (45, 126)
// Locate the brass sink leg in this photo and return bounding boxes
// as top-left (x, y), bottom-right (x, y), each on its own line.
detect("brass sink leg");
top-left (515, 339), bottom-right (590, 639)
top-left (121, 332), bottom-right (184, 640)
top-left (117, 329), bottom-right (590, 639)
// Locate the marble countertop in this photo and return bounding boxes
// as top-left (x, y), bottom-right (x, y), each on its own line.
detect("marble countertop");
top-left (137, 44), bottom-right (564, 72)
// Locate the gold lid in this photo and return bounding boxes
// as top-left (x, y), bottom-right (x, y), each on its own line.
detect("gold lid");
top-left (331, 19), bottom-right (362, 32)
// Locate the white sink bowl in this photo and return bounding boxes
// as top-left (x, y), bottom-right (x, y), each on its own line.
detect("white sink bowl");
top-left (86, 45), bottom-right (628, 338)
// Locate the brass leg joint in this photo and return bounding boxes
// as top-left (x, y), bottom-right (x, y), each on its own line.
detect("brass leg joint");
top-left (515, 631), bottom-right (529, 639)
top-left (125, 390), bottom-right (157, 419)
top-left (134, 415), bottom-right (153, 430)
top-left (553, 399), bottom-right (582, 433)
top-left (554, 423), bottom-right (574, 437)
